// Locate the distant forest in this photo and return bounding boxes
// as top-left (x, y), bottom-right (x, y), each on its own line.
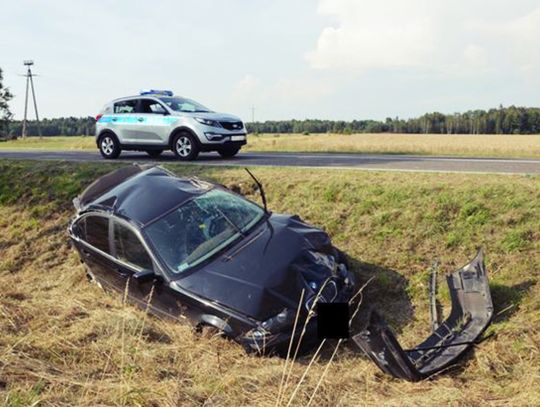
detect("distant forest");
top-left (7, 106), bottom-right (540, 137)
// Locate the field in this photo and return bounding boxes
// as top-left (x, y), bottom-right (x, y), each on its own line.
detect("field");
top-left (1, 133), bottom-right (540, 158)
top-left (0, 160), bottom-right (539, 406)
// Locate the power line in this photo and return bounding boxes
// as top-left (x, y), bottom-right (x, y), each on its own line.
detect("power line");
top-left (21, 60), bottom-right (41, 138)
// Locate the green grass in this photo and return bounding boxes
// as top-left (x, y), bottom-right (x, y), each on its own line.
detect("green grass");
top-left (1, 133), bottom-right (540, 157)
top-left (0, 160), bottom-right (539, 405)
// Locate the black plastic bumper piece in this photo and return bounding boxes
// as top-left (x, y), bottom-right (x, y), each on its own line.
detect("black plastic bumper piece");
top-left (352, 250), bottom-right (494, 381)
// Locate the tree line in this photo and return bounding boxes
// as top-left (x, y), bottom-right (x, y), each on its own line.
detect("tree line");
top-left (8, 116), bottom-right (95, 137)
top-left (4, 106), bottom-right (540, 137)
top-left (247, 106), bottom-right (540, 135)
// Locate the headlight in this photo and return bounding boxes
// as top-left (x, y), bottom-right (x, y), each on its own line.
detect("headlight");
top-left (261, 308), bottom-right (295, 332)
top-left (195, 117), bottom-right (221, 127)
top-left (244, 308), bottom-right (295, 344)
top-left (245, 327), bottom-right (268, 340)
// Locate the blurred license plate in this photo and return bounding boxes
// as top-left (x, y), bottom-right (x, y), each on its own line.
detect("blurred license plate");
top-left (231, 135), bottom-right (245, 141)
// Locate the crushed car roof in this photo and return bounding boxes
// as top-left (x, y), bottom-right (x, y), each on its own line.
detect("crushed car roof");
top-left (77, 165), bottom-right (211, 225)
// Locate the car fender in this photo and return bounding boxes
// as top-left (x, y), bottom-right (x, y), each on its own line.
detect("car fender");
top-left (96, 129), bottom-right (119, 147)
top-left (168, 126), bottom-right (201, 149)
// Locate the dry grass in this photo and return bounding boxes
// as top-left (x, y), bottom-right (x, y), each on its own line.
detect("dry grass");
top-left (1, 133), bottom-right (540, 158)
top-left (0, 136), bottom-right (95, 151)
top-left (0, 160), bottom-right (539, 406)
top-left (245, 133), bottom-right (540, 158)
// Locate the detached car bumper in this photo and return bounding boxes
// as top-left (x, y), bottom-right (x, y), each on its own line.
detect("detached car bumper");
top-left (352, 250), bottom-right (494, 381)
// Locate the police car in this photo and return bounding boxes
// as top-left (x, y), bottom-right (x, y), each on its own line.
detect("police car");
top-left (95, 90), bottom-right (247, 160)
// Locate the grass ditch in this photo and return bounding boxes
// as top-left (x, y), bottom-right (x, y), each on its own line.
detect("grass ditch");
top-left (0, 160), bottom-right (539, 405)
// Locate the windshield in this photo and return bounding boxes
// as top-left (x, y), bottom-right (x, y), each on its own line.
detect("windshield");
top-left (158, 97), bottom-right (212, 113)
top-left (145, 189), bottom-right (264, 273)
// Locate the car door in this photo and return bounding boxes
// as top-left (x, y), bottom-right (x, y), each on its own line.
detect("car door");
top-left (110, 219), bottom-right (156, 305)
top-left (110, 219), bottom-right (203, 323)
top-left (73, 214), bottom-right (123, 292)
top-left (133, 98), bottom-right (174, 145)
top-left (111, 99), bottom-right (139, 144)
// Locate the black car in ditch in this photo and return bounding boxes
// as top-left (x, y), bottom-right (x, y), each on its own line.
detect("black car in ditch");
top-left (68, 165), bottom-right (356, 354)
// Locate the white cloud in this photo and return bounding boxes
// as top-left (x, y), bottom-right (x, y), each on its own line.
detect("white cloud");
top-left (470, 7), bottom-right (540, 76)
top-left (307, 0), bottom-right (540, 77)
top-left (306, 0), bottom-right (436, 71)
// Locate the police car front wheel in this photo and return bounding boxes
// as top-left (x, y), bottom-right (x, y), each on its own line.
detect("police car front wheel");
top-left (173, 133), bottom-right (199, 161)
top-left (99, 134), bottom-right (121, 159)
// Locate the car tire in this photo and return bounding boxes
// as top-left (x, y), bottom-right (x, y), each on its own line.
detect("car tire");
top-left (172, 132), bottom-right (199, 161)
top-left (196, 324), bottom-right (222, 339)
top-left (98, 133), bottom-right (121, 159)
top-left (217, 146), bottom-right (241, 158)
top-left (146, 149), bottom-right (163, 158)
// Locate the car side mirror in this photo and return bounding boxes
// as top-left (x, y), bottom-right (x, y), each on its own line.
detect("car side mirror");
top-left (161, 110), bottom-right (169, 116)
top-left (133, 269), bottom-right (159, 284)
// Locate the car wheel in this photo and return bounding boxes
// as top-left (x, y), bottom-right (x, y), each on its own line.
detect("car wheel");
top-left (217, 146), bottom-right (241, 158)
top-left (146, 149), bottom-right (163, 158)
top-left (195, 323), bottom-right (223, 339)
top-left (99, 133), bottom-right (121, 159)
top-left (173, 132), bottom-right (199, 161)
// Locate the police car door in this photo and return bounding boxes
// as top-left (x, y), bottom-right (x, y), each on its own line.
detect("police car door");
top-left (133, 98), bottom-right (173, 145)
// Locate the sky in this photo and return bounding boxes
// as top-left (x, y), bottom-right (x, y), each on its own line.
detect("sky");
top-left (1, 0), bottom-right (539, 121)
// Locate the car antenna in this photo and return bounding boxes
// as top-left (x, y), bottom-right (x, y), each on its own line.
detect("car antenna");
top-left (244, 168), bottom-right (268, 215)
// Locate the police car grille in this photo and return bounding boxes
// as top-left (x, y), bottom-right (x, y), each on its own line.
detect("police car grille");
top-left (220, 121), bottom-right (243, 131)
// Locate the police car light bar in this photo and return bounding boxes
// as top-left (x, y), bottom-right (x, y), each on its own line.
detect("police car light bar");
top-left (140, 89), bottom-right (174, 97)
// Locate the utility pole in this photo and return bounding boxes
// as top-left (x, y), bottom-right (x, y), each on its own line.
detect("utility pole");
top-left (251, 106), bottom-right (255, 124)
top-left (21, 60), bottom-right (41, 138)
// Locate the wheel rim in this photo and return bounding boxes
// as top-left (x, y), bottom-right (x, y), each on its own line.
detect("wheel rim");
top-left (101, 136), bottom-right (115, 155)
top-left (176, 136), bottom-right (192, 157)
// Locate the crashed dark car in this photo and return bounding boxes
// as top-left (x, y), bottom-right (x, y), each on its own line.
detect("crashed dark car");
top-left (68, 164), bottom-right (355, 354)
top-left (69, 164), bottom-right (494, 378)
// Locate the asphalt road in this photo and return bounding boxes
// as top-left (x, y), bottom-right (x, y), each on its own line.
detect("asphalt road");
top-left (1, 150), bottom-right (540, 174)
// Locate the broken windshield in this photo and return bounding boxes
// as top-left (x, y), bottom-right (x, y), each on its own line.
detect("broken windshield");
top-left (145, 189), bottom-right (264, 273)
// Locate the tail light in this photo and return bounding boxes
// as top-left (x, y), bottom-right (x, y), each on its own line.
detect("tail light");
top-left (95, 114), bottom-right (103, 121)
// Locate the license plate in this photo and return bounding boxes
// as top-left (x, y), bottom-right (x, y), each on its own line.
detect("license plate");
top-left (231, 135), bottom-right (246, 141)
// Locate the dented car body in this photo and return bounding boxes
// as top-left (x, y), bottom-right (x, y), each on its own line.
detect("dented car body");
top-left (68, 165), bottom-right (355, 354)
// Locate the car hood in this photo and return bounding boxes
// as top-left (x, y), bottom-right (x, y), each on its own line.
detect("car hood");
top-left (174, 214), bottom-right (334, 321)
top-left (173, 111), bottom-right (243, 122)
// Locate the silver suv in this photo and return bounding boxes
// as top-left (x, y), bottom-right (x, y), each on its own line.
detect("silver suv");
top-left (95, 90), bottom-right (247, 160)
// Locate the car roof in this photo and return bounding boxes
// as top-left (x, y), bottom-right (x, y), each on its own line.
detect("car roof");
top-left (109, 94), bottom-right (184, 103)
top-left (79, 165), bottom-right (212, 226)
top-left (110, 95), bottom-right (160, 103)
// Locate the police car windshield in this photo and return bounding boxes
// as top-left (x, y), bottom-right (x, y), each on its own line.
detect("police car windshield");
top-left (158, 97), bottom-right (212, 113)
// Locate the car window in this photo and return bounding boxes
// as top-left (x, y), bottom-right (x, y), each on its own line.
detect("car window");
top-left (113, 100), bottom-right (137, 114)
top-left (114, 222), bottom-right (153, 270)
top-left (139, 99), bottom-right (167, 114)
top-left (158, 97), bottom-right (212, 113)
top-left (85, 216), bottom-right (110, 253)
